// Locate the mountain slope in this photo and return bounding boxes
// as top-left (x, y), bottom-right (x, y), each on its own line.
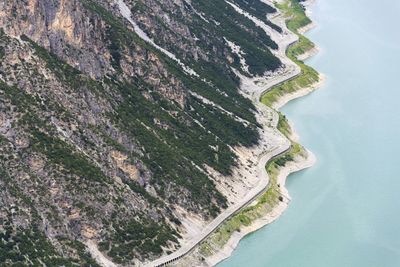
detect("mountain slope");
top-left (0, 0), bottom-right (284, 265)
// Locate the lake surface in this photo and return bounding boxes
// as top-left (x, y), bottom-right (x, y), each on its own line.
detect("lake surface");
top-left (218, 0), bottom-right (400, 266)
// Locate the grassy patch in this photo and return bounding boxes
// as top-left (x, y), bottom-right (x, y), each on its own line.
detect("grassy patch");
top-left (276, 0), bottom-right (311, 32)
top-left (277, 112), bottom-right (292, 138)
top-left (198, 110), bottom-right (308, 254)
top-left (199, 136), bottom-right (306, 256)
top-left (0, 46), bottom-right (4, 60)
top-left (30, 129), bottom-right (109, 184)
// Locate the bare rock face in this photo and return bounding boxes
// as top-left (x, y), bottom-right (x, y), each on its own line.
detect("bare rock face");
top-left (110, 150), bottom-right (139, 181)
top-left (0, 0), bottom-right (282, 265)
top-left (0, 0), bottom-right (109, 78)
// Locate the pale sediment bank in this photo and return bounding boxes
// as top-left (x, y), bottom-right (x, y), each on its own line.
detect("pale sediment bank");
top-left (296, 45), bottom-right (320, 61)
top-left (205, 149), bottom-right (316, 267)
top-left (272, 73), bottom-right (326, 110)
top-left (298, 21), bottom-right (316, 34)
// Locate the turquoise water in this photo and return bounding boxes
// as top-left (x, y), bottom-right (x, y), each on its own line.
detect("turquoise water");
top-left (218, 0), bottom-right (400, 266)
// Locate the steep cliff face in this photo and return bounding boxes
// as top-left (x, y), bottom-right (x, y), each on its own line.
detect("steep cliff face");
top-left (0, 0), bottom-right (282, 265)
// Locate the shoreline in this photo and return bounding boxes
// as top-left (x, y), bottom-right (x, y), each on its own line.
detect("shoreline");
top-left (272, 73), bottom-right (325, 110)
top-left (144, 0), bottom-right (323, 266)
top-left (205, 149), bottom-right (316, 267)
top-left (194, 0), bottom-right (324, 266)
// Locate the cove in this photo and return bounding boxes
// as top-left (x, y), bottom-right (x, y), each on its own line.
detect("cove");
top-left (218, 0), bottom-right (400, 266)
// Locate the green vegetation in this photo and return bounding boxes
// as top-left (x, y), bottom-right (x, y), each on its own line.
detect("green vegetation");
top-left (21, 35), bottom-right (81, 86)
top-left (168, 61), bottom-right (261, 126)
top-left (112, 81), bottom-right (229, 215)
top-left (0, 29), bottom-right (5, 60)
top-left (277, 112), bottom-right (293, 138)
top-left (0, 220), bottom-right (73, 266)
top-left (23, 29), bottom-right (231, 216)
top-left (99, 219), bottom-right (179, 264)
top-left (0, 0), bottom-right (291, 264)
top-left (199, 115), bottom-right (307, 256)
top-left (30, 129), bottom-right (108, 184)
top-left (81, 0), bottom-right (152, 73)
top-left (132, 0), bottom-right (281, 78)
top-left (199, 0), bottom-right (317, 257)
top-left (276, 0), bottom-right (311, 31)
top-left (20, 29), bottom-right (230, 215)
top-left (0, 46), bottom-right (4, 60)
top-left (230, 0), bottom-right (282, 33)
top-left (83, 0), bottom-right (261, 126)
top-left (0, 215), bottom-right (99, 266)
top-left (261, 0), bottom-right (320, 107)
top-left (0, 79), bottom-right (107, 185)
top-left (1, 80), bottom-right (38, 111)
top-left (0, 0), bottom-right (318, 263)
top-left (190, 0), bottom-right (280, 76)
top-left (0, 169), bottom-right (99, 267)
top-left (79, 0), bottom-right (272, 217)
top-left (58, 239), bottom-right (101, 267)
top-left (21, 34), bottom-right (107, 99)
